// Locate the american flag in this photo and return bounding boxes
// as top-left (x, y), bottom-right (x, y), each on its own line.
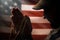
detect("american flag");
top-left (0, 0), bottom-right (52, 40)
top-left (21, 4), bottom-right (52, 40)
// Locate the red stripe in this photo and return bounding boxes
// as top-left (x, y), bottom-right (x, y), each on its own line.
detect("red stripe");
top-left (22, 11), bottom-right (44, 17)
top-left (32, 23), bottom-right (51, 29)
top-left (32, 35), bottom-right (48, 40)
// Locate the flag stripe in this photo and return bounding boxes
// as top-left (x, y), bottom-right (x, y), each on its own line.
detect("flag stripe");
top-left (32, 23), bottom-right (51, 29)
top-left (30, 17), bottom-right (50, 23)
top-left (21, 4), bottom-right (44, 11)
top-left (32, 35), bottom-right (47, 40)
top-left (32, 29), bottom-right (52, 35)
top-left (0, 27), bottom-right (52, 35)
top-left (22, 11), bottom-right (44, 17)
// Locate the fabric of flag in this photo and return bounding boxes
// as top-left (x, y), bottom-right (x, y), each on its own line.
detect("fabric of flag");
top-left (0, 0), bottom-right (52, 40)
top-left (21, 4), bottom-right (52, 40)
top-left (0, 0), bottom-right (21, 27)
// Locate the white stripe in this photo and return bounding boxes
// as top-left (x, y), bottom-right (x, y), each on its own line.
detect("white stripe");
top-left (0, 27), bottom-right (52, 35)
top-left (32, 29), bottom-right (52, 35)
top-left (29, 17), bottom-right (50, 23)
top-left (21, 4), bottom-right (44, 11)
